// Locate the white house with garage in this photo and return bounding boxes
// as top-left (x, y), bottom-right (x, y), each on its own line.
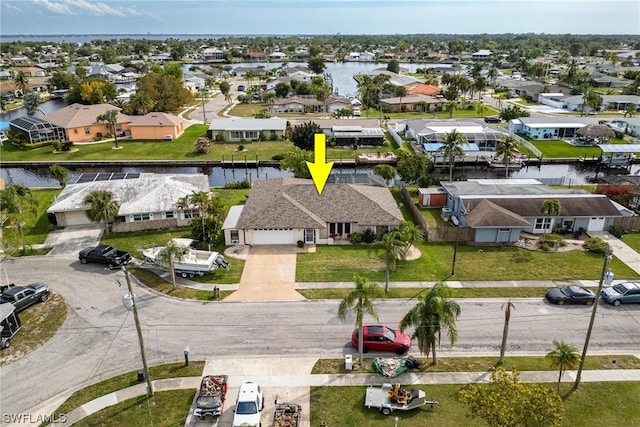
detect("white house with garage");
top-left (222, 177), bottom-right (403, 246)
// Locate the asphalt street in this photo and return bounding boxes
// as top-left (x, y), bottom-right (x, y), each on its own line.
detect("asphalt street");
top-left (2, 256), bottom-right (639, 419)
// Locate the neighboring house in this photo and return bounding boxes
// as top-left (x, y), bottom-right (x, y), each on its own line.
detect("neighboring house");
top-left (128, 112), bottom-right (185, 141)
top-left (268, 96), bottom-right (323, 114)
top-left (440, 179), bottom-right (623, 243)
top-left (44, 103), bottom-right (132, 143)
top-left (10, 67), bottom-right (46, 77)
top-left (9, 116), bottom-right (66, 144)
top-left (201, 47), bottom-right (224, 63)
top-left (405, 83), bottom-right (442, 96)
top-left (222, 177), bottom-right (403, 246)
top-left (47, 173), bottom-right (210, 232)
top-left (543, 94), bottom-right (640, 113)
top-left (380, 94), bottom-right (443, 113)
top-left (402, 119), bottom-right (510, 151)
top-left (269, 52), bottom-right (287, 61)
top-left (291, 118), bottom-right (385, 146)
top-left (508, 117), bottom-right (595, 139)
top-left (207, 118), bottom-right (287, 141)
top-left (471, 50), bottom-right (492, 61)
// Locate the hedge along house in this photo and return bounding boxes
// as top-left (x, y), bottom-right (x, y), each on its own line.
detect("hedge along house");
top-left (440, 179), bottom-right (622, 243)
top-left (44, 103), bottom-right (132, 143)
top-left (8, 116), bottom-right (66, 144)
top-left (128, 112), bottom-right (185, 141)
top-left (47, 173), bottom-right (210, 232)
top-left (222, 177), bottom-right (403, 246)
top-left (207, 118), bottom-right (287, 142)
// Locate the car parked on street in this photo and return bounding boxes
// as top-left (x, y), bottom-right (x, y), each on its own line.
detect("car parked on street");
top-left (545, 285), bottom-right (596, 305)
top-left (352, 325), bottom-right (412, 355)
top-left (232, 382), bottom-right (264, 427)
top-left (484, 116), bottom-right (501, 123)
top-left (0, 283), bottom-right (50, 312)
top-left (600, 282), bottom-right (640, 306)
top-left (79, 245), bottom-right (131, 269)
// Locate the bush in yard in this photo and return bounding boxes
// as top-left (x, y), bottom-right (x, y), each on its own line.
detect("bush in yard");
top-left (583, 237), bottom-right (610, 254)
top-left (609, 225), bottom-right (627, 238)
top-left (272, 153), bottom-right (286, 161)
top-left (362, 228), bottom-right (376, 243)
top-left (215, 134), bottom-right (225, 142)
top-left (223, 180), bottom-right (251, 189)
top-left (237, 144), bottom-right (245, 151)
top-left (194, 137), bottom-right (211, 154)
top-left (349, 232), bottom-right (362, 244)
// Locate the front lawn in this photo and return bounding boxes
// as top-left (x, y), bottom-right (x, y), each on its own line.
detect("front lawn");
top-left (296, 243), bottom-right (639, 282)
top-left (621, 232), bottom-right (640, 253)
top-left (529, 139), bottom-right (602, 159)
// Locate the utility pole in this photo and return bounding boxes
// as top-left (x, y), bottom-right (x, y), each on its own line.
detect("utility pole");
top-left (201, 89), bottom-right (207, 124)
top-left (122, 266), bottom-right (154, 397)
top-left (573, 247), bottom-right (613, 390)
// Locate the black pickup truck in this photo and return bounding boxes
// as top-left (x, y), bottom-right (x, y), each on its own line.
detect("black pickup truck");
top-left (79, 245), bottom-right (132, 269)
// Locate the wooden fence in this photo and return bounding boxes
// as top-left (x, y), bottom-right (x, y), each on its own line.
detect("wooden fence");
top-left (613, 216), bottom-right (640, 231)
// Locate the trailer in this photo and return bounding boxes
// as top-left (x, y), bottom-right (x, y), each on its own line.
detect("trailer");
top-left (364, 383), bottom-right (437, 416)
top-left (142, 238), bottom-right (229, 278)
top-left (1, 303), bottom-right (21, 350)
top-left (273, 402), bottom-right (301, 427)
top-left (193, 375), bottom-right (228, 420)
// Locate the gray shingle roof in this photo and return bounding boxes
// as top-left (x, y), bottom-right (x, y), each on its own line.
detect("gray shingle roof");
top-left (465, 195), bottom-right (621, 218)
top-left (236, 178), bottom-right (403, 230)
top-left (465, 199), bottom-right (531, 227)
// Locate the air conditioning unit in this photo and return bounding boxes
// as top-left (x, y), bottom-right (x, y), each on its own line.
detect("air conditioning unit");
top-left (231, 239), bottom-right (240, 245)
top-left (164, 135), bottom-right (173, 141)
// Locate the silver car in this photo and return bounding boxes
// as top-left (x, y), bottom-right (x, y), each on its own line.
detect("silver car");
top-left (600, 282), bottom-right (640, 306)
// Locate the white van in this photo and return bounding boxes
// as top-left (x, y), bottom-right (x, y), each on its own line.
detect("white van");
top-left (232, 382), bottom-right (264, 427)
top-left (353, 107), bottom-right (361, 116)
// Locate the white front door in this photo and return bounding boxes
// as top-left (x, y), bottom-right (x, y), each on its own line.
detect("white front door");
top-left (304, 228), bottom-right (315, 244)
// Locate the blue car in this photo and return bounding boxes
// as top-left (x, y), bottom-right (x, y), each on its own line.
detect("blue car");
top-left (600, 282), bottom-right (640, 306)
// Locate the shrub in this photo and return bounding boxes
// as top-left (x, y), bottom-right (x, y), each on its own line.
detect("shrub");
top-left (272, 153), bottom-right (286, 161)
top-left (237, 144), bottom-right (245, 151)
top-left (194, 136), bottom-right (211, 154)
top-left (60, 140), bottom-right (73, 151)
top-left (24, 140), bottom-right (54, 150)
top-left (539, 241), bottom-right (552, 251)
top-left (362, 228), bottom-right (376, 243)
top-left (540, 233), bottom-right (566, 247)
top-left (297, 240), bottom-right (304, 248)
top-left (270, 133), bottom-right (278, 141)
top-left (223, 180), bottom-right (251, 189)
top-left (215, 134), bottom-right (225, 142)
top-left (349, 232), bottom-right (362, 244)
top-left (583, 237), bottom-right (610, 254)
top-left (609, 225), bottom-right (627, 238)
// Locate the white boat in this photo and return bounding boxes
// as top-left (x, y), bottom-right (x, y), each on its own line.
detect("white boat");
top-left (488, 155), bottom-right (525, 170)
top-left (142, 238), bottom-right (229, 277)
top-left (356, 152), bottom-right (398, 164)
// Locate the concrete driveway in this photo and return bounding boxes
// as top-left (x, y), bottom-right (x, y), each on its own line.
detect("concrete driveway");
top-left (39, 225), bottom-right (103, 258)
top-left (225, 245), bottom-right (305, 301)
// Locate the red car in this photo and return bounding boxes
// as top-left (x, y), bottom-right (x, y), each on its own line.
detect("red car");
top-left (351, 325), bottom-right (412, 355)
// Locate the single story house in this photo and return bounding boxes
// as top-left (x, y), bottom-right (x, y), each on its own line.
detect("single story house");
top-left (268, 96), bottom-right (323, 114)
top-left (405, 83), bottom-right (442, 97)
top-left (440, 179), bottom-right (623, 243)
top-left (546, 94), bottom-right (640, 113)
top-left (508, 117), bottom-right (595, 140)
top-left (222, 177), bottom-right (404, 246)
top-left (128, 112), bottom-right (185, 141)
top-left (47, 173), bottom-right (210, 232)
top-left (44, 103), bottom-right (132, 143)
top-left (380, 94), bottom-right (444, 113)
top-left (402, 119), bottom-right (510, 151)
top-left (291, 118), bottom-right (385, 146)
top-left (207, 118), bottom-right (287, 141)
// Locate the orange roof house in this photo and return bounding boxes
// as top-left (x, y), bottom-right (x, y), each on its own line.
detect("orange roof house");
top-left (44, 103), bottom-right (132, 143)
top-left (405, 83), bottom-right (442, 96)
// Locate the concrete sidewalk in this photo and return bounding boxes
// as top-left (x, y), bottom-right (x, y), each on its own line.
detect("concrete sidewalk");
top-left (59, 361), bottom-right (640, 427)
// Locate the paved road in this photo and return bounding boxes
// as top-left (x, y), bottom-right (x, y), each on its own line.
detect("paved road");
top-left (2, 256), bottom-right (640, 418)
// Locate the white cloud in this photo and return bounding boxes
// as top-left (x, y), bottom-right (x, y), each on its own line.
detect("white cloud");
top-left (28, 0), bottom-right (147, 17)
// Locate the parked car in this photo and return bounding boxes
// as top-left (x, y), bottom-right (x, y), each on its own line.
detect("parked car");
top-left (484, 116), bottom-right (501, 123)
top-left (545, 285), bottom-right (596, 305)
top-left (352, 325), bottom-right (412, 355)
top-left (237, 84), bottom-right (245, 92)
top-left (0, 283), bottom-right (50, 312)
top-left (232, 382), bottom-right (264, 427)
top-left (600, 282), bottom-right (640, 306)
top-left (79, 245), bottom-right (132, 269)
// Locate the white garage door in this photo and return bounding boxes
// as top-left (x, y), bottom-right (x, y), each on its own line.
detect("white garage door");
top-left (62, 210), bottom-right (91, 226)
top-left (253, 229), bottom-right (295, 245)
top-left (587, 217), bottom-right (606, 232)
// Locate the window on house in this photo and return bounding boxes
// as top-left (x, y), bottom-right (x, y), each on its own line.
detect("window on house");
top-left (183, 209), bottom-right (200, 219)
top-left (534, 218), bottom-right (551, 230)
top-left (164, 211), bottom-right (175, 219)
top-left (230, 131), bottom-right (243, 139)
top-left (230, 230), bottom-right (239, 243)
top-left (131, 213), bottom-right (151, 221)
top-left (84, 128), bottom-right (90, 135)
top-left (74, 129), bottom-right (78, 134)
top-left (245, 131), bottom-right (258, 140)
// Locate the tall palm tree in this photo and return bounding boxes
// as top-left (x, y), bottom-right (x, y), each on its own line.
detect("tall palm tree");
top-left (400, 282), bottom-right (461, 365)
top-left (14, 71), bottom-right (28, 94)
top-left (0, 184), bottom-right (37, 255)
top-left (546, 340), bottom-right (581, 394)
top-left (540, 199), bottom-right (561, 238)
top-left (378, 230), bottom-right (408, 292)
top-left (131, 90), bottom-right (153, 115)
top-left (82, 190), bottom-right (120, 235)
top-left (338, 274), bottom-right (383, 363)
top-left (399, 221), bottom-right (424, 249)
top-left (155, 239), bottom-right (185, 290)
top-left (494, 135), bottom-right (520, 177)
top-left (441, 130), bottom-right (466, 181)
top-left (96, 109), bottom-right (121, 148)
top-left (581, 89), bottom-right (602, 117)
top-left (623, 104), bottom-right (635, 118)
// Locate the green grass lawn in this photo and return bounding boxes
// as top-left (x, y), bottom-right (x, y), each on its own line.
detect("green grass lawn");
top-left (310, 382), bottom-right (640, 427)
top-left (2, 189), bottom-right (60, 254)
top-left (530, 138), bottom-right (638, 159)
top-left (621, 232), bottom-right (640, 253)
top-left (296, 243), bottom-right (639, 282)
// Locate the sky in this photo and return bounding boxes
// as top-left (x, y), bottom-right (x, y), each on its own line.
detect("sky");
top-left (1, 0), bottom-right (639, 36)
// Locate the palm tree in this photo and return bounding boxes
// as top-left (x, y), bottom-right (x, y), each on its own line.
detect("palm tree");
top-left (445, 100), bottom-right (457, 118)
top-left (14, 71), bottom-right (28, 94)
top-left (441, 130), bottom-right (466, 181)
top-left (338, 274), bottom-right (383, 363)
top-left (131, 90), bottom-right (153, 115)
top-left (581, 89), bottom-right (602, 117)
top-left (96, 109), bottom-right (121, 148)
top-left (155, 239), bottom-right (186, 290)
top-left (494, 135), bottom-right (521, 177)
top-left (540, 199), bottom-right (561, 238)
top-left (623, 105), bottom-right (635, 118)
top-left (399, 221), bottom-right (424, 249)
top-left (49, 164), bottom-right (71, 188)
top-left (400, 282), bottom-right (461, 365)
top-left (82, 190), bottom-right (120, 235)
top-left (0, 184), bottom-right (37, 254)
top-left (378, 230), bottom-right (408, 292)
top-left (546, 340), bottom-right (581, 394)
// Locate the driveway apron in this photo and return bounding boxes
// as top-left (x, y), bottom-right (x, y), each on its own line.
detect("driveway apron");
top-left (589, 231), bottom-right (640, 274)
top-left (225, 245), bottom-right (304, 301)
top-left (41, 224), bottom-right (103, 258)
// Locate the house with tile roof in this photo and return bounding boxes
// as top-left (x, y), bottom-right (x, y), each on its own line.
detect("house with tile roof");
top-left (439, 179), bottom-right (623, 243)
top-left (207, 118), bottom-right (286, 142)
top-left (47, 173), bottom-right (209, 232)
top-left (128, 112), bottom-right (185, 141)
top-left (44, 103), bottom-right (133, 143)
top-left (222, 178), bottom-right (404, 245)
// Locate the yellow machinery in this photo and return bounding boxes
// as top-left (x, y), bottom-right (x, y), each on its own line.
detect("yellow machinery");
top-left (387, 383), bottom-right (410, 405)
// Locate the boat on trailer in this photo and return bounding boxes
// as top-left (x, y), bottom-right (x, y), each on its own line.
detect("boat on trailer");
top-left (142, 238), bottom-right (229, 277)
